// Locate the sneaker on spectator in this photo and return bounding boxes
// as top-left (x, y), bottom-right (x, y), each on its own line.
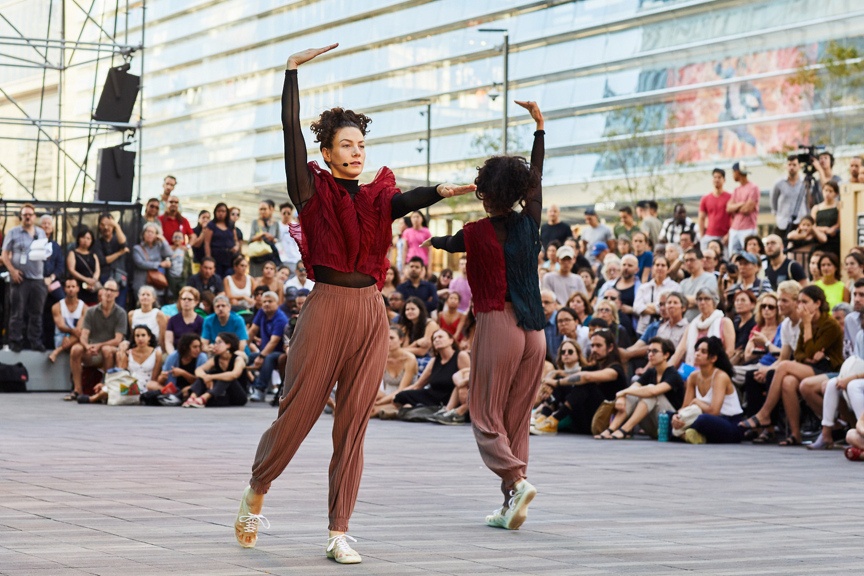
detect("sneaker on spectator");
top-left (531, 413), bottom-right (547, 426)
top-left (435, 411), bottom-right (467, 426)
top-left (249, 388), bottom-right (267, 403)
top-left (684, 429), bottom-right (706, 444)
top-left (158, 394), bottom-right (182, 407)
top-left (402, 406), bottom-right (439, 422)
top-left (530, 416), bottom-right (558, 435)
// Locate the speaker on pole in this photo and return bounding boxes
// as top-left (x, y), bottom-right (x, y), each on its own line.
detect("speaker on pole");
top-left (95, 144), bottom-right (135, 202)
top-left (93, 63), bottom-right (140, 124)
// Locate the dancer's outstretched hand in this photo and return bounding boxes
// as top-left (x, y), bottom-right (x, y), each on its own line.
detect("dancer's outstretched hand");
top-left (287, 43), bottom-right (338, 69)
top-left (515, 100), bottom-right (544, 130)
top-left (420, 238), bottom-right (433, 248)
top-left (437, 183), bottom-right (477, 198)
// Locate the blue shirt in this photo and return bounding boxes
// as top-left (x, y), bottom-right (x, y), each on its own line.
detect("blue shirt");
top-left (252, 308), bottom-right (288, 346)
top-left (544, 311), bottom-right (563, 361)
top-left (638, 319), bottom-right (662, 343)
top-left (201, 312), bottom-right (248, 343)
top-left (396, 280), bottom-right (439, 313)
top-left (636, 251), bottom-right (653, 280)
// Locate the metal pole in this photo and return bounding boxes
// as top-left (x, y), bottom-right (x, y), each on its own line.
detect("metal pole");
top-left (135, 0), bottom-right (145, 203)
top-left (56, 0), bottom-right (65, 201)
top-left (502, 32), bottom-right (509, 155)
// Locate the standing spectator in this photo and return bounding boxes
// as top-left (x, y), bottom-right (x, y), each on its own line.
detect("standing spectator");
top-left (582, 207), bottom-right (614, 263)
top-left (402, 211), bottom-right (431, 267)
top-left (726, 161), bottom-right (760, 255)
top-left (613, 206), bottom-right (639, 240)
top-left (636, 200), bottom-right (662, 248)
top-left (49, 277), bottom-right (85, 363)
top-left (541, 246), bottom-right (587, 306)
top-left (763, 234), bottom-right (807, 289)
top-left (201, 295), bottom-right (249, 352)
top-left (186, 256), bottom-right (223, 300)
top-left (229, 206), bottom-right (244, 244)
top-left (40, 214), bottom-right (64, 298)
top-left (278, 202), bottom-right (302, 273)
top-left (540, 204), bottom-right (571, 249)
top-left (397, 256), bottom-right (438, 312)
top-left (248, 291), bottom-right (289, 402)
top-left (67, 228), bottom-right (101, 306)
top-left (189, 210), bottom-right (211, 271)
top-left (3, 204), bottom-right (48, 352)
top-left (67, 280), bottom-right (127, 401)
top-left (284, 259), bottom-right (315, 291)
top-left (633, 255), bottom-right (681, 336)
top-left (679, 248), bottom-right (718, 321)
top-left (810, 179), bottom-right (840, 257)
top-left (159, 195), bottom-right (194, 244)
top-left (95, 213), bottom-right (130, 307)
top-left (659, 203), bottom-right (698, 246)
top-left (142, 198), bottom-right (163, 236)
top-left (771, 155), bottom-right (807, 241)
top-left (249, 199), bottom-right (281, 276)
top-left (698, 168), bottom-right (731, 252)
top-left (849, 155), bottom-right (863, 183)
top-left (165, 286), bottom-right (204, 355)
top-left (166, 231), bottom-right (187, 303)
top-left (158, 175), bottom-right (176, 212)
top-left (132, 223), bottom-right (172, 302)
top-left (203, 202), bottom-right (239, 278)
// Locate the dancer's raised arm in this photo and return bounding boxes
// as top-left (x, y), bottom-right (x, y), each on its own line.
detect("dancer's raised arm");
top-left (516, 100), bottom-right (545, 226)
top-left (283, 44), bottom-right (338, 212)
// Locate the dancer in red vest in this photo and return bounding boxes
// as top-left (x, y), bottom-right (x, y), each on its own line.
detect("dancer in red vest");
top-left (235, 43), bottom-right (475, 564)
top-left (423, 100), bottom-right (546, 529)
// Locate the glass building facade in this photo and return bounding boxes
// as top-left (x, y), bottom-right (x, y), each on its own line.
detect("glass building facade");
top-left (2, 0), bottom-right (864, 223)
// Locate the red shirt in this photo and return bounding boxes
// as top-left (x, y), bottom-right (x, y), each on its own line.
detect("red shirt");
top-left (463, 218), bottom-right (508, 314)
top-left (290, 162), bottom-right (400, 289)
top-left (698, 191), bottom-right (731, 237)
top-left (159, 213), bottom-right (194, 242)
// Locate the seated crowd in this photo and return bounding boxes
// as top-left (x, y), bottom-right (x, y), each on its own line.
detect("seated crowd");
top-left (5, 159), bottom-right (864, 461)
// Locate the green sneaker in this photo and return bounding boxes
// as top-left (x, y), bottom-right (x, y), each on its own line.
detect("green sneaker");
top-left (503, 479), bottom-right (537, 530)
top-left (485, 507), bottom-right (509, 529)
top-left (684, 429), bottom-right (707, 445)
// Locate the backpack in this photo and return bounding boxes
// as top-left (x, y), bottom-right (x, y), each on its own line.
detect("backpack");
top-left (0, 362), bottom-right (29, 392)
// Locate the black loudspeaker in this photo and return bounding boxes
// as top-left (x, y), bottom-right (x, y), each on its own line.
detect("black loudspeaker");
top-left (95, 144), bottom-right (136, 202)
top-left (92, 64), bottom-right (140, 124)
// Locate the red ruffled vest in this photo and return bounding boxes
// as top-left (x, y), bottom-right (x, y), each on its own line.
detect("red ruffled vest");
top-left (462, 218), bottom-right (507, 313)
top-left (290, 162), bottom-right (400, 289)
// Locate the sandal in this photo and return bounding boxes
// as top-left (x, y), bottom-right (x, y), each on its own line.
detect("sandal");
top-left (63, 391), bottom-right (78, 402)
top-left (751, 428), bottom-right (775, 444)
top-left (738, 415), bottom-right (769, 431)
top-left (610, 428), bottom-right (633, 440)
top-left (778, 435), bottom-right (801, 447)
top-left (593, 428), bottom-right (614, 440)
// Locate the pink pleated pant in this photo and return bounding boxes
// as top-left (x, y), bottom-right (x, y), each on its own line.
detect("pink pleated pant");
top-left (249, 283), bottom-right (388, 532)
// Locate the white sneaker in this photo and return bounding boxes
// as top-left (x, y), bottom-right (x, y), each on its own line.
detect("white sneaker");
top-left (503, 479), bottom-right (537, 530)
top-left (485, 507), bottom-right (509, 529)
top-left (326, 533), bottom-right (362, 564)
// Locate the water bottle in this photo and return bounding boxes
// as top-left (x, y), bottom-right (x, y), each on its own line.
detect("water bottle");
top-left (657, 412), bottom-right (670, 442)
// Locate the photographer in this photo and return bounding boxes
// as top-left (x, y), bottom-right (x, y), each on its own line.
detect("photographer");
top-left (771, 155), bottom-right (807, 242)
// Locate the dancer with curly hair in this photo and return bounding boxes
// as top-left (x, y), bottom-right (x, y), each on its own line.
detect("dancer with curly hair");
top-left (235, 43), bottom-right (475, 564)
top-left (423, 100), bottom-right (546, 530)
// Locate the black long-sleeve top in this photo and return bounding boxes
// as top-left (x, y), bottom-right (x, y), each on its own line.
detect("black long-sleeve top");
top-left (282, 70), bottom-right (442, 218)
top-left (430, 130), bottom-right (545, 253)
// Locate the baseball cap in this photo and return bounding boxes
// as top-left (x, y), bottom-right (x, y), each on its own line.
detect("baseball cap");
top-left (584, 207), bottom-right (597, 216)
top-left (590, 242), bottom-right (609, 257)
top-left (283, 286), bottom-right (298, 300)
top-left (732, 161), bottom-right (749, 176)
top-left (556, 246), bottom-right (575, 260)
top-left (734, 251), bottom-right (759, 265)
top-left (296, 288), bottom-right (310, 297)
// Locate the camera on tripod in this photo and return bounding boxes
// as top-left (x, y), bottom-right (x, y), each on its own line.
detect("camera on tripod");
top-left (793, 144), bottom-right (826, 176)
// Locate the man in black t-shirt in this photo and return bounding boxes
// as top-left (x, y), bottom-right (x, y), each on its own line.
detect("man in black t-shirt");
top-left (186, 257), bottom-right (224, 301)
top-left (599, 337), bottom-right (684, 439)
top-left (540, 204), bottom-right (571, 249)
top-left (763, 234), bottom-right (807, 290)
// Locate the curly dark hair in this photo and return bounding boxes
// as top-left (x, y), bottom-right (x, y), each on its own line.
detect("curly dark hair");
top-left (309, 107), bottom-right (372, 152)
top-left (474, 155), bottom-right (539, 215)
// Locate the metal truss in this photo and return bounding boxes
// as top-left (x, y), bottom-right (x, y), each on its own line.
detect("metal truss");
top-left (0, 0), bottom-right (145, 203)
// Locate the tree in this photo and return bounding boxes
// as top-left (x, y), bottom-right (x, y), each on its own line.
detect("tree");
top-left (787, 40), bottom-right (864, 148)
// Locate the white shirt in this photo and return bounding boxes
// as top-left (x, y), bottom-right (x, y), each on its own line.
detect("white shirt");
top-left (780, 317), bottom-right (801, 349)
top-left (285, 276), bottom-right (315, 291)
top-left (633, 277), bottom-right (682, 334)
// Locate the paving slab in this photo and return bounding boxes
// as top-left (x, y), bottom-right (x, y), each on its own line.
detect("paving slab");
top-left (1, 393), bottom-right (863, 575)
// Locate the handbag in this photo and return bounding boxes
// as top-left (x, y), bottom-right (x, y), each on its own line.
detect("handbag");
top-left (74, 251), bottom-right (102, 292)
top-left (104, 369), bottom-right (141, 406)
top-left (146, 269), bottom-right (169, 289)
top-left (590, 400), bottom-right (616, 437)
top-left (671, 404), bottom-right (702, 437)
top-left (247, 240), bottom-right (273, 258)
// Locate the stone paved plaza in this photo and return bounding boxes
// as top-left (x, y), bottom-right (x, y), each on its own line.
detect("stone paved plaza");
top-left (1, 393), bottom-right (862, 575)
